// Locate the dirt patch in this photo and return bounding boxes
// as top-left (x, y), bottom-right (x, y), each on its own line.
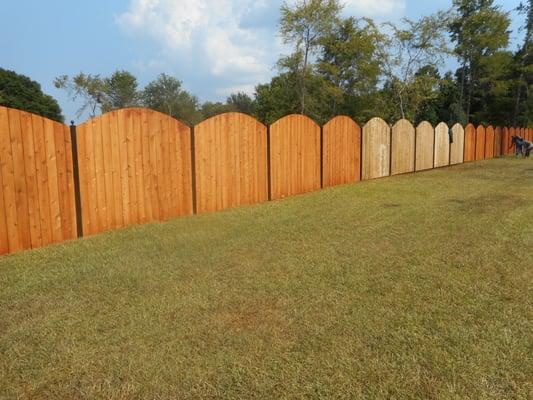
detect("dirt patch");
top-left (383, 203), bottom-right (401, 208)
top-left (449, 194), bottom-right (526, 214)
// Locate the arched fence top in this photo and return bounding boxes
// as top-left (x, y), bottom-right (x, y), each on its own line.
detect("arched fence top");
top-left (416, 120), bottom-right (434, 131)
top-left (0, 105), bottom-right (68, 130)
top-left (270, 114), bottom-right (320, 130)
top-left (435, 121), bottom-right (449, 130)
top-left (392, 118), bottom-right (415, 131)
top-left (476, 124), bottom-right (486, 132)
top-left (323, 115), bottom-right (360, 129)
top-left (78, 107), bottom-right (192, 131)
top-left (194, 111), bottom-right (267, 129)
top-left (363, 117), bottom-right (389, 130)
top-left (451, 123), bottom-right (464, 132)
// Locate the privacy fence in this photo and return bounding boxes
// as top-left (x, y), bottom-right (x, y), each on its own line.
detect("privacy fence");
top-left (0, 105), bottom-right (531, 255)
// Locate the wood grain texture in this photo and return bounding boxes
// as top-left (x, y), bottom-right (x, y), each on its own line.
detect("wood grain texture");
top-left (494, 127), bottom-right (502, 157)
top-left (362, 117), bottom-right (390, 180)
top-left (77, 108), bottom-right (192, 235)
top-left (270, 114), bottom-right (321, 199)
top-left (509, 127), bottom-right (516, 155)
top-left (450, 124), bottom-right (464, 165)
top-left (391, 119), bottom-right (415, 175)
top-left (434, 122), bottom-right (450, 168)
top-left (0, 106), bottom-right (76, 254)
top-left (502, 127), bottom-right (510, 155)
top-left (415, 121), bottom-right (434, 171)
top-left (485, 126), bottom-right (495, 159)
top-left (322, 116), bottom-right (361, 186)
top-left (475, 125), bottom-right (486, 161)
top-left (464, 124), bottom-right (476, 162)
top-left (195, 112), bottom-right (268, 213)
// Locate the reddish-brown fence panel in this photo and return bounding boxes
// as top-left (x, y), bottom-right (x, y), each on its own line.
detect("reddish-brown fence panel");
top-left (464, 124), bottom-right (476, 161)
top-left (77, 108), bottom-right (192, 236)
top-left (502, 127), bottom-right (510, 155)
top-left (494, 127), bottom-right (502, 157)
top-left (434, 122), bottom-right (450, 168)
top-left (450, 124), bottom-right (465, 164)
top-left (322, 116), bottom-right (361, 187)
top-left (0, 107), bottom-right (77, 255)
top-left (509, 127), bottom-right (517, 155)
top-left (416, 121), bottom-right (434, 171)
top-left (270, 114), bottom-right (321, 200)
top-left (485, 126), bottom-right (495, 159)
top-left (391, 119), bottom-right (415, 175)
top-left (475, 125), bottom-right (486, 161)
top-left (362, 117), bottom-right (390, 180)
top-left (195, 113), bottom-right (268, 213)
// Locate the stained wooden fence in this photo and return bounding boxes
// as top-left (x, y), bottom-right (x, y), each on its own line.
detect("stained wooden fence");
top-left (434, 122), bottom-right (450, 168)
top-left (0, 106), bottom-right (77, 255)
top-left (270, 114), bottom-right (321, 200)
top-left (416, 122), bottom-right (434, 171)
top-left (195, 113), bottom-right (268, 213)
top-left (76, 108), bottom-right (193, 236)
top-left (0, 105), bottom-right (528, 256)
top-left (322, 116), bottom-right (361, 187)
top-left (362, 118), bottom-right (390, 180)
top-left (391, 119), bottom-right (415, 175)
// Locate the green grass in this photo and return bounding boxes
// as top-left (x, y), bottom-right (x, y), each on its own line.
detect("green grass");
top-left (1, 158), bottom-right (532, 399)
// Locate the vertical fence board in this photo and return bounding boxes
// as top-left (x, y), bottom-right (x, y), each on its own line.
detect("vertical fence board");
top-left (195, 113), bottom-right (267, 212)
top-left (109, 111), bottom-right (124, 228)
top-left (485, 126), bottom-right (495, 159)
top-left (0, 107), bottom-right (20, 252)
top-left (362, 117), bottom-right (390, 180)
top-left (494, 127), bottom-right (502, 157)
top-left (450, 124), bottom-right (465, 165)
top-left (415, 121), bottom-right (434, 171)
top-left (270, 114), bottom-right (320, 199)
top-left (475, 125), bottom-right (486, 161)
top-left (8, 109), bottom-right (32, 249)
top-left (464, 124), bottom-right (476, 162)
top-left (100, 112), bottom-right (116, 229)
top-left (323, 116), bottom-right (361, 186)
top-left (31, 115), bottom-right (53, 247)
top-left (434, 122), bottom-right (450, 168)
top-left (391, 119), bottom-right (415, 175)
top-left (20, 111), bottom-right (42, 248)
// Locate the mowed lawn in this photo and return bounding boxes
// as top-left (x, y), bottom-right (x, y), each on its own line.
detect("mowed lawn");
top-left (1, 158), bottom-right (532, 399)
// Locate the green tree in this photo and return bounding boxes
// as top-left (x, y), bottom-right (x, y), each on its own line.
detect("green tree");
top-left (141, 73), bottom-right (202, 124)
top-left (450, 0), bottom-right (511, 122)
top-left (378, 14), bottom-right (449, 121)
top-left (0, 68), bottom-right (63, 122)
top-left (226, 92), bottom-right (255, 115)
top-left (279, 0), bottom-right (342, 114)
top-left (101, 70), bottom-right (139, 112)
top-left (200, 102), bottom-right (235, 120)
top-left (54, 73), bottom-right (106, 118)
top-left (317, 17), bottom-right (384, 121)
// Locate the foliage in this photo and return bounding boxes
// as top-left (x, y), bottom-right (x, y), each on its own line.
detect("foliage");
top-left (226, 92), bottom-right (255, 115)
top-left (0, 68), bottom-right (63, 122)
top-left (141, 73), bottom-right (202, 125)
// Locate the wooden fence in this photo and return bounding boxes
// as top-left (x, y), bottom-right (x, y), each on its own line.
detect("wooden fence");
top-left (0, 105), bottom-right (530, 255)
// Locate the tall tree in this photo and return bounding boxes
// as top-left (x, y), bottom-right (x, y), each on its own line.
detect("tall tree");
top-left (141, 73), bottom-right (202, 124)
top-left (378, 14), bottom-right (449, 121)
top-left (55, 73), bottom-right (106, 118)
top-left (0, 68), bottom-right (63, 122)
top-left (450, 0), bottom-right (511, 122)
top-left (279, 0), bottom-right (342, 114)
top-left (226, 92), bottom-right (255, 115)
top-left (101, 70), bottom-right (139, 112)
top-left (317, 17), bottom-right (384, 120)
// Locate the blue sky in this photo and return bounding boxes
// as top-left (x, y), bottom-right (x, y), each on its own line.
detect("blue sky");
top-left (1, 0), bottom-right (525, 122)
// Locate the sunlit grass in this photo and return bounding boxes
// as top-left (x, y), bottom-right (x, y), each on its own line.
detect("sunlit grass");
top-left (1, 158), bottom-right (532, 399)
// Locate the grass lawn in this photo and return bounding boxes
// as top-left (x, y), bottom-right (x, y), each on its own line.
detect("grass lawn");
top-left (1, 158), bottom-right (532, 399)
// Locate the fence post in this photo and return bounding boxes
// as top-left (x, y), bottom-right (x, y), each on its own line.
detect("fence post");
top-left (70, 121), bottom-right (84, 238)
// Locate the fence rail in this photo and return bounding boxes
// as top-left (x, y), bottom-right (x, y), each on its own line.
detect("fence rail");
top-left (0, 105), bottom-right (529, 255)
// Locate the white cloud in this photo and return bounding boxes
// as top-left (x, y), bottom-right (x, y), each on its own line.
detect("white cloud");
top-left (117, 0), bottom-right (274, 79)
top-left (216, 84), bottom-right (256, 97)
top-left (343, 0), bottom-right (405, 18)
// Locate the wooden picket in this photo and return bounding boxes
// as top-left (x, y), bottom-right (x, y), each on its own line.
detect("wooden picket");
top-left (322, 116), bottom-right (361, 187)
top-left (485, 126), bottom-right (495, 159)
top-left (362, 118), bottom-right (390, 180)
top-left (416, 121), bottom-right (434, 171)
top-left (494, 127), bottom-right (502, 157)
top-left (76, 108), bottom-right (192, 236)
top-left (194, 112), bottom-right (268, 213)
top-left (434, 122), bottom-right (450, 168)
top-left (270, 114), bottom-right (321, 199)
top-left (450, 124), bottom-right (465, 164)
top-left (0, 106), bottom-right (77, 254)
top-left (464, 124), bottom-right (476, 162)
top-left (475, 125), bottom-right (486, 161)
top-left (391, 119), bottom-right (415, 175)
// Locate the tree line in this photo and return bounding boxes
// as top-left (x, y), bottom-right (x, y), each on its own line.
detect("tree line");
top-left (1, 0), bottom-right (532, 127)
